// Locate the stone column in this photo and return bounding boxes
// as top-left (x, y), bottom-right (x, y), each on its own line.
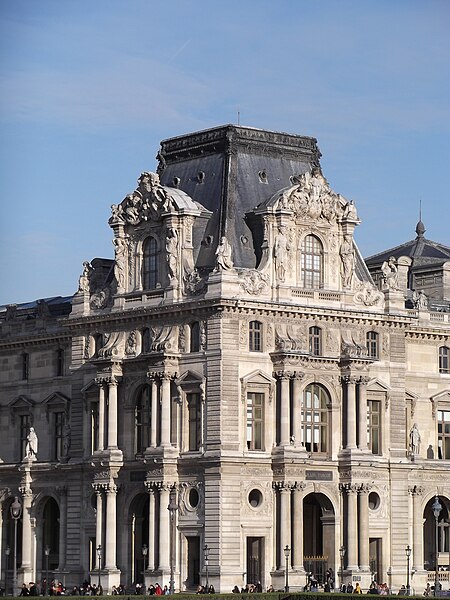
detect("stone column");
top-left (344, 484), bottom-right (359, 570)
top-left (278, 373), bottom-right (290, 446)
top-left (358, 378), bottom-right (369, 450)
top-left (293, 483), bottom-right (305, 570)
top-left (105, 483), bottom-right (118, 569)
top-left (358, 485), bottom-right (371, 571)
top-left (150, 380), bottom-right (158, 448)
top-left (278, 484), bottom-right (291, 568)
top-left (160, 375), bottom-right (172, 447)
top-left (94, 487), bottom-right (103, 548)
top-left (19, 489), bottom-right (33, 573)
top-left (57, 487), bottom-right (67, 569)
top-left (410, 485), bottom-right (424, 571)
top-left (98, 382), bottom-right (106, 451)
top-left (342, 376), bottom-right (357, 450)
top-left (159, 486), bottom-right (170, 570)
top-left (147, 487), bottom-right (156, 571)
top-left (292, 375), bottom-right (303, 448)
top-left (107, 379), bottom-right (118, 449)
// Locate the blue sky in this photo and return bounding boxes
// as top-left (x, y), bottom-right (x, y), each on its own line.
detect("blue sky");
top-left (0, 0), bottom-right (449, 306)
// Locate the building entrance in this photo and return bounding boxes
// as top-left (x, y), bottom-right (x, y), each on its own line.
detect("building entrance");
top-left (247, 537), bottom-right (264, 587)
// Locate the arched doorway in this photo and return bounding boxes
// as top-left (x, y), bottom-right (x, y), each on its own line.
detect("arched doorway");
top-left (423, 496), bottom-right (450, 573)
top-left (303, 493), bottom-right (335, 584)
top-left (129, 494), bottom-right (149, 585)
top-left (42, 497), bottom-right (60, 572)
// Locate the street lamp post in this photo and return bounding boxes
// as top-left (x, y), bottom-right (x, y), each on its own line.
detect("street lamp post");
top-left (432, 496), bottom-right (442, 598)
top-left (204, 544), bottom-right (209, 590)
top-left (405, 545), bottom-right (411, 596)
top-left (284, 545), bottom-right (290, 592)
top-left (142, 543), bottom-right (148, 574)
top-left (10, 496), bottom-right (22, 598)
top-left (96, 545), bottom-right (102, 591)
top-left (168, 492), bottom-right (178, 595)
top-left (5, 546), bottom-right (10, 597)
top-left (44, 546), bottom-right (50, 596)
top-left (339, 546), bottom-right (346, 590)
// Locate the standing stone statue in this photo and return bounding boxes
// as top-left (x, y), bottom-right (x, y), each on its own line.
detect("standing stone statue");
top-left (62, 423), bottom-right (71, 460)
top-left (24, 427), bottom-right (38, 459)
top-left (409, 423), bottom-right (421, 455)
top-left (78, 261), bottom-right (93, 293)
top-left (274, 226), bottom-right (289, 281)
top-left (113, 236), bottom-right (127, 290)
top-left (340, 235), bottom-right (355, 288)
top-left (166, 228), bottom-right (178, 280)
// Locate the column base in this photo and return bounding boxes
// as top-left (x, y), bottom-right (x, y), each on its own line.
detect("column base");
top-left (91, 568), bottom-right (121, 594)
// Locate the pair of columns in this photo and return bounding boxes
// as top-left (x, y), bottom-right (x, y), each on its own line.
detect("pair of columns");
top-left (95, 376), bottom-right (120, 450)
top-left (274, 481), bottom-right (306, 570)
top-left (277, 372), bottom-right (304, 447)
top-left (94, 482), bottom-right (119, 570)
top-left (340, 483), bottom-right (370, 571)
top-left (144, 484), bottom-right (176, 571)
top-left (340, 375), bottom-right (370, 450)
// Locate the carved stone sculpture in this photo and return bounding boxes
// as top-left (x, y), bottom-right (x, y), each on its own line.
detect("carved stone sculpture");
top-left (215, 236), bottom-right (233, 271)
top-left (409, 423), bottom-right (421, 455)
top-left (24, 427), bottom-right (38, 460)
top-left (78, 261), bottom-right (93, 293)
top-left (166, 228), bottom-right (178, 280)
top-left (274, 226), bottom-right (289, 281)
top-left (340, 235), bottom-right (355, 288)
top-left (381, 256), bottom-right (399, 290)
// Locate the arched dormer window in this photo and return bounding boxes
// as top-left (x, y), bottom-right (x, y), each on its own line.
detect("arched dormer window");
top-left (301, 234), bottom-right (323, 289)
top-left (301, 383), bottom-right (329, 453)
top-left (249, 321), bottom-right (263, 352)
top-left (142, 237), bottom-right (159, 290)
top-left (309, 326), bottom-right (322, 356)
top-left (135, 384), bottom-right (152, 454)
top-left (366, 331), bottom-right (379, 359)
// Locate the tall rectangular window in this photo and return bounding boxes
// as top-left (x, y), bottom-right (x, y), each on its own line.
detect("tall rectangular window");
top-left (20, 414), bottom-right (31, 459)
top-left (187, 393), bottom-right (201, 451)
top-left (54, 412), bottom-right (64, 460)
top-left (246, 392), bottom-right (264, 450)
top-left (301, 235), bottom-right (323, 289)
top-left (91, 401), bottom-right (99, 453)
top-left (438, 410), bottom-right (450, 460)
top-left (439, 347), bottom-right (449, 374)
top-left (22, 353), bottom-right (29, 380)
top-left (56, 349), bottom-right (65, 376)
top-left (367, 400), bottom-right (381, 455)
top-left (249, 321), bottom-right (262, 352)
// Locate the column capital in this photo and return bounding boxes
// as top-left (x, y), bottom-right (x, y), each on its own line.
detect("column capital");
top-left (339, 482), bottom-right (359, 495)
top-left (358, 376), bottom-right (371, 386)
top-left (409, 484), bottom-right (425, 496)
top-left (273, 480), bottom-right (297, 492)
top-left (339, 374), bottom-right (359, 385)
top-left (358, 483), bottom-right (372, 495)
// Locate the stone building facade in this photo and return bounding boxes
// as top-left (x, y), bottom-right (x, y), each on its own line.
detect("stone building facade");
top-left (0, 125), bottom-right (449, 594)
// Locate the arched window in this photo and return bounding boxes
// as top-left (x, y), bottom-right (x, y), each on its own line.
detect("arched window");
top-left (309, 326), bottom-right (322, 356)
top-left (439, 346), bottom-right (449, 374)
top-left (366, 331), bottom-right (379, 359)
top-left (249, 321), bottom-right (263, 352)
top-left (142, 237), bottom-right (158, 290)
top-left (301, 235), bottom-right (323, 289)
top-left (190, 322), bottom-right (200, 353)
top-left (301, 384), bottom-right (329, 453)
top-left (135, 384), bottom-right (152, 453)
